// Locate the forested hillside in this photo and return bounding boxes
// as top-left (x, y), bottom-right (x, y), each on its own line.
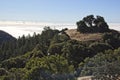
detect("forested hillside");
top-left (0, 30), bottom-right (16, 44)
top-left (0, 15), bottom-right (120, 80)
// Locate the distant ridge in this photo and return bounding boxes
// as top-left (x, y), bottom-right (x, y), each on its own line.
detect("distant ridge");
top-left (0, 30), bottom-right (16, 43)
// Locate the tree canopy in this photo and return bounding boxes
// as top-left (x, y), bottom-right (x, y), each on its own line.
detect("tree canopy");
top-left (77, 15), bottom-right (109, 33)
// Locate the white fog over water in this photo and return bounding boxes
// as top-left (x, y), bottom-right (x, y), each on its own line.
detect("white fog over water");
top-left (0, 21), bottom-right (120, 38)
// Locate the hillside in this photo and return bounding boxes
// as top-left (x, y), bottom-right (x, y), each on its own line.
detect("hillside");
top-left (65, 29), bottom-right (103, 41)
top-left (0, 30), bottom-right (16, 43)
top-left (0, 26), bottom-right (120, 80)
top-left (0, 15), bottom-right (120, 80)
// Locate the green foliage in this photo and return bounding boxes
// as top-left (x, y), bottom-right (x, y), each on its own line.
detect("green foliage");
top-left (26, 55), bottom-right (74, 74)
top-left (93, 61), bottom-right (120, 80)
top-left (0, 27), bottom-right (60, 61)
top-left (1, 56), bottom-right (26, 69)
top-left (40, 26), bottom-right (60, 46)
top-left (89, 42), bottom-right (113, 53)
top-left (103, 32), bottom-right (120, 48)
top-left (97, 22), bottom-right (109, 32)
top-left (0, 68), bottom-right (9, 76)
top-left (77, 15), bottom-right (109, 33)
top-left (24, 55), bottom-right (75, 80)
top-left (62, 40), bottom-right (94, 68)
top-left (24, 66), bottom-right (75, 80)
top-left (83, 15), bottom-right (94, 27)
top-left (0, 68), bottom-right (27, 80)
top-left (9, 68), bottom-right (27, 80)
top-left (24, 67), bottom-right (52, 80)
top-left (48, 33), bottom-right (70, 55)
top-left (48, 43), bottom-right (64, 55)
top-left (76, 20), bottom-right (88, 33)
top-left (78, 48), bottom-right (120, 79)
top-left (30, 45), bottom-right (44, 58)
top-left (50, 33), bottom-right (70, 44)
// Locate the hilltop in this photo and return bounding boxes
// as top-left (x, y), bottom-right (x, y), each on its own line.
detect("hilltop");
top-left (65, 29), bottom-right (103, 41)
top-left (65, 15), bottom-right (110, 42)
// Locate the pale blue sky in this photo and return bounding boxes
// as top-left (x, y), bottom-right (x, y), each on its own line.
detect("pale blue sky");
top-left (0, 0), bottom-right (120, 23)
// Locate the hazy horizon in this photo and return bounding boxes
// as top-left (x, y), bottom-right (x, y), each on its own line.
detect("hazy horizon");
top-left (0, 21), bottom-right (120, 38)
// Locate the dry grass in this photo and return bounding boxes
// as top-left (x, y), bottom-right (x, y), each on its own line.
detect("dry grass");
top-left (77, 76), bottom-right (93, 80)
top-left (65, 29), bottom-right (103, 41)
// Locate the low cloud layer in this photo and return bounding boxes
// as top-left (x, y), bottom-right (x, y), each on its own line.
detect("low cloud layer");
top-left (0, 21), bottom-right (119, 38)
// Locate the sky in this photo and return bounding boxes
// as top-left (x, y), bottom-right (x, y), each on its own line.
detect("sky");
top-left (0, 0), bottom-right (120, 23)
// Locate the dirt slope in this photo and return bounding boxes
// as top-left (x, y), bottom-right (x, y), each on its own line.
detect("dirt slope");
top-left (65, 29), bottom-right (103, 41)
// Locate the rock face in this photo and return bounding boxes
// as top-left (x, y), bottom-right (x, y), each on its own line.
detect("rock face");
top-left (0, 30), bottom-right (16, 43)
